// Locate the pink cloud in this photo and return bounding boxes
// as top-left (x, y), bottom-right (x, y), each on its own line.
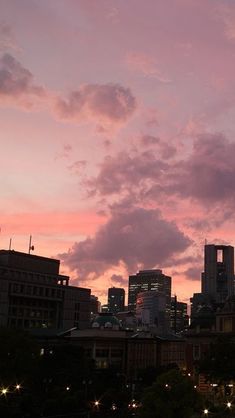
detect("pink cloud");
top-left (67, 160), bottom-right (87, 175)
top-left (0, 22), bottom-right (18, 52)
top-left (172, 133), bottom-right (235, 203)
top-left (86, 149), bottom-right (168, 196)
top-left (111, 274), bottom-right (127, 287)
top-left (60, 206), bottom-right (191, 283)
top-left (126, 51), bottom-right (172, 83)
top-left (91, 132), bottom-right (235, 207)
top-left (140, 135), bottom-right (177, 159)
top-left (0, 53), bottom-right (46, 108)
top-left (55, 83), bottom-right (137, 130)
top-left (216, 3), bottom-right (235, 42)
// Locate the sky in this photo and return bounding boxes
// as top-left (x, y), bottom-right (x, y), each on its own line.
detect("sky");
top-left (1, 0), bottom-right (235, 304)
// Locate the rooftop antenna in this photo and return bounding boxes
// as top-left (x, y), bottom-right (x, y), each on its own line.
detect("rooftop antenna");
top-left (9, 238), bottom-right (12, 251)
top-left (28, 235), bottom-right (34, 254)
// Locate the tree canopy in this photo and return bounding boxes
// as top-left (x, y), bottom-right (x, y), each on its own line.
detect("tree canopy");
top-left (139, 369), bottom-right (202, 418)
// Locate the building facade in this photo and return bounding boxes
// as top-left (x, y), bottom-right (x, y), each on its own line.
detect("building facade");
top-left (108, 287), bottom-right (125, 313)
top-left (136, 291), bottom-right (169, 333)
top-left (202, 244), bottom-right (234, 303)
top-left (128, 269), bottom-right (171, 312)
top-left (0, 250), bottom-right (90, 330)
top-left (170, 296), bottom-right (188, 333)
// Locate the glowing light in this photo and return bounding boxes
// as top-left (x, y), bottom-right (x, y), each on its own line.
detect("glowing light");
top-left (15, 384), bottom-right (21, 390)
top-left (227, 402), bottom-right (232, 408)
top-left (1, 388), bottom-right (8, 395)
top-left (66, 386), bottom-right (70, 391)
top-left (203, 409), bottom-right (209, 415)
top-left (94, 400), bottom-right (99, 406)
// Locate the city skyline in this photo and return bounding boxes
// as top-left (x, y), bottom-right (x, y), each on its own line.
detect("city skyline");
top-left (1, 0), bottom-right (235, 304)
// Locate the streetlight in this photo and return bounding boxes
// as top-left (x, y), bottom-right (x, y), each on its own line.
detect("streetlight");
top-left (1, 388), bottom-right (8, 396)
top-left (203, 409), bottom-right (209, 415)
top-left (227, 402), bottom-right (232, 408)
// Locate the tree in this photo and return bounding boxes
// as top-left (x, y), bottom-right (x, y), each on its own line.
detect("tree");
top-left (138, 369), bottom-right (202, 418)
top-left (198, 336), bottom-right (235, 384)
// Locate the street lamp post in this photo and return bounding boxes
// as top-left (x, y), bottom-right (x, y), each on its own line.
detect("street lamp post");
top-left (82, 379), bottom-right (92, 418)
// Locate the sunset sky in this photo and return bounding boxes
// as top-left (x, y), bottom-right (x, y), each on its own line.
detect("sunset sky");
top-left (1, 0), bottom-right (235, 304)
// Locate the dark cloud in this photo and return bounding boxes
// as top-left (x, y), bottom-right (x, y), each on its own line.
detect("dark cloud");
top-left (60, 206), bottom-right (191, 281)
top-left (111, 274), bottom-right (127, 286)
top-left (141, 135), bottom-right (160, 146)
top-left (173, 133), bottom-right (235, 203)
top-left (0, 22), bottom-right (17, 51)
top-left (87, 132), bottom-right (235, 213)
top-left (140, 135), bottom-right (177, 159)
top-left (86, 150), bottom-right (168, 195)
top-left (55, 83), bottom-right (137, 127)
top-left (0, 53), bottom-right (45, 101)
top-left (183, 266), bottom-right (202, 281)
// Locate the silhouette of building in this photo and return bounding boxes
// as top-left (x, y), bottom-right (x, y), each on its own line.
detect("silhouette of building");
top-left (128, 269), bottom-right (171, 313)
top-left (202, 244), bottom-right (234, 303)
top-left (136, 290), bottom-right (169, 333)
top-left (108, 287), bottom-right (125, 313)
top-left (0, 250), bottom-right (90, 330)
top-left (170, 296), bottom-right (188, 333)
top-left (90, 295), bottom-right (101, 320)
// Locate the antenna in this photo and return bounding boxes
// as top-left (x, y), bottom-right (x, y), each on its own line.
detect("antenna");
top-left (9, 238), bottom-right (12, 251)
top-left (28, 235), bottom-right (34, 254)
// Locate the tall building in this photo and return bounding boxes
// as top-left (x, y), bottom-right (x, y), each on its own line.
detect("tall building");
top-left (0, 250), bottom-right (90, 330)
top-left (202, 244), bottom-right (234, 303)
top-left (128, 269), bottom-right (171, 311)
top-left (107, 287), bottom-right (125, 313)
top-left (170, 296), bottom-right (188, 333)
top-left (136, 290), bottom-right (169, 333)
top-left (90, 295), bottom-right (101, 320)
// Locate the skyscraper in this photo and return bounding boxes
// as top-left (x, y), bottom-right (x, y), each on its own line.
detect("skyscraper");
top-left (136, 290), bottom-right (169, 333)
top-left (170, 296), bottom-right (188, 333)
top-left (202, 244), bottom-right (234, 303)
top-left (107, 287), bottom-right (125, 313)
top-left (128, 269), bottom-right (171, 311)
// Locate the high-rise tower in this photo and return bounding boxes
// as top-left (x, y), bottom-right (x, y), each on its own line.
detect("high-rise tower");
top-left (202, 244), bottom-right (234, 303)
top-left (128, 269), bottom-right (171, 312)
top-left (107, 287), bottom-right (125, 313)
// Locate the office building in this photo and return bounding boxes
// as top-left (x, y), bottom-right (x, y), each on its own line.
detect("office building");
top-left (128, 269), bottom-right (171, 311)
top-left (90, 295), bottom-right (101, 320)
top-left (108, 287), bottom-right (125, 313)
top-left (136, 290), bottom-right (169, 333)
top-left (202, 244), bottom-right (234, 303)
top-left (170, 296), bottom-right (188, 333)
top-left (0, 250), bottom-right (90, 330)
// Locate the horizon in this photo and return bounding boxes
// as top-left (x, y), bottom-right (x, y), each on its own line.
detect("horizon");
top-left (1, 0), bottom-right (235, 304)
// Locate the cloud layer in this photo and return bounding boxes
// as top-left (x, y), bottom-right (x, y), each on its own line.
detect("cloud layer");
top-left (0, 53), bottom-right (45, 106)
top-left (55, 83), bottom-right (137, 128)
top-left (86, 132), bottom-right (235, 209)
top-left (60, 206), bottom-right (191, 282)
